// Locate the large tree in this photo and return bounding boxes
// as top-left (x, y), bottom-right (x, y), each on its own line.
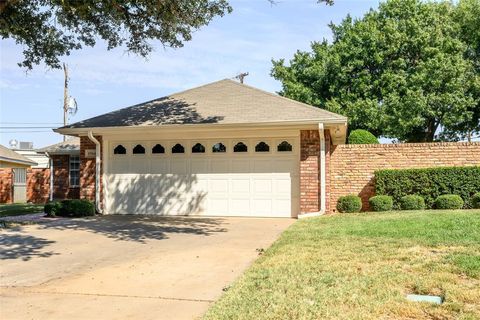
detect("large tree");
top-left (0, 0), bottom-right (232, 69)
top-left (272, 0), bottom-right (480, 142)
top-left (0, 0), bottom-right (334, 70)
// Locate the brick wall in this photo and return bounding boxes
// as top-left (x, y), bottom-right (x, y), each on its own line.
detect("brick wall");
top-left (80, 136), bottom-right (103, 209)
top-left (27, 168), bottom-right (50, 203)
top-left (329, 142), bottom-right (480, 212)
top-left (0, 168), bottom-right (13, 203)
top-left (299, 130), bottom-right (331, 214)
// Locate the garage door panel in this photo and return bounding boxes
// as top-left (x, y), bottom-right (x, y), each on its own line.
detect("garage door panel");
top-left (107, 137), bottom-right (299, 217)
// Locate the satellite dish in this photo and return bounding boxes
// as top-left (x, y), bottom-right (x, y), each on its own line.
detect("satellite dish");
top-left (67, 96), bottom-right (78, 117)
top-left (9, 139), bottom-right (18, 148)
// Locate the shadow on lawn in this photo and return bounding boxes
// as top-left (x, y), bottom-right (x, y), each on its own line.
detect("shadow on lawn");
top-left (38, 215), bottom-right (228, 243)
top-left (0, 233), bottom-right (58, 261)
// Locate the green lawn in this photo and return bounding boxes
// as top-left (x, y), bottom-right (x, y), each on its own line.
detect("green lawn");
top-left (204, 210), bottom-right (480, 320)
top-left (0, 203), bottom-right (44, 217)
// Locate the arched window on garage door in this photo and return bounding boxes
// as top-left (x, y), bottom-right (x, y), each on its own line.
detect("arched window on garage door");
top-left (212, 143), bottom-right (226, 153)
top-left (277, 141), bottom-right (293, 152)
top-left (255, 141), bottom-right (270, 152)
top-left (172, 143), bottom-right (185, 154)
top-left (152, 144), bottom-right (165, 154)
top-left (192, 143), bottom-right (205, 153)
top-left (114, 144), bottom-right (126, 155)
top-left (233, 142), bottom-right (248, 153)
top-left (133, 144), bottom-right (145, 154)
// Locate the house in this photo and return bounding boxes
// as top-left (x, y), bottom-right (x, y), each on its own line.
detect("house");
top-left (54, 79), bottom-right (347, 217)
top-left (37, 138), bottom-right (81, 201)
top-left (0, 144), bottom-right (37, 203)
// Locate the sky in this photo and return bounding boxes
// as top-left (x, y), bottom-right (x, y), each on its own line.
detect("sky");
top-left (0, 0), bottom-right (380, 148)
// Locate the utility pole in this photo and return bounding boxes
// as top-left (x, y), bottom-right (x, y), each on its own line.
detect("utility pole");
top-left (63, 63), bottom-right (69, 141)
top-left (234, 72), bottom-right (249, 84)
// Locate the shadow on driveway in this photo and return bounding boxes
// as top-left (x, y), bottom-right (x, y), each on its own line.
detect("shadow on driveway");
top-left (37, 215), bottom-right (229, 243)
top-left (0, 234), bottom-right (58, 261)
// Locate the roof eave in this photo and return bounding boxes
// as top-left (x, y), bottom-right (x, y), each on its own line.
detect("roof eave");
top-left (54, 118), bottom-right (348, 135)
top-left (0, 156), bottom-right (37, 166)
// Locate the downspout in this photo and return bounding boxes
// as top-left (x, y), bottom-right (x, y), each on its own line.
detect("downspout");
top-left (87, 131), bottom-right (103, 214)
top-left (299, 123), bottom-right (326, 218)
top-left (46, 152), bottom-right (53, 202)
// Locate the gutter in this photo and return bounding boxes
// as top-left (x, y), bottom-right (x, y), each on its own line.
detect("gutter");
top-left (299, 123), bottom-right (326, 219)
top-left (87, 131), bottom-right (103, 214)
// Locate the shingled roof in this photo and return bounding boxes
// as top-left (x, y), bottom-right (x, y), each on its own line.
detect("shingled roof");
top-left (37, 138), bottom-right (80, 154)
top-left (58, 79), bottom-right (346, 130)
top-left (0, 144), bottom-right (37, 166)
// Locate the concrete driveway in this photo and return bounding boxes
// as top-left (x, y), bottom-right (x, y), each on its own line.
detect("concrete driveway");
top-left (0, 215), bottom-right (293, 320)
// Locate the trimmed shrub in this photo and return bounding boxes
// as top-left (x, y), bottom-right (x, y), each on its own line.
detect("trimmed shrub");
top-left (59, 199), bottom-right (95, 217)
top-left (375, 166), bottom-right (480, 209)
top-left (400, 195), bottom-right (425, 210)
top-left (369, 195), bottom-right (393, 212)
top-left (348, 129), bottom-right (379, 144)
top-left (472, 193), bottom-right (480, 209)
top-left (435, 195), bottom-right (464, 210)
top-left (44, 201), bottom-right (62, 217)
top-left (337, 195), bottom-right (362, 213)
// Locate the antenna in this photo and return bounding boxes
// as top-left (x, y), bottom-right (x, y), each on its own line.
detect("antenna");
top-left (62, 63), bottom-right (78, 141)
top-left (234, 72), bottom-right (249, 84)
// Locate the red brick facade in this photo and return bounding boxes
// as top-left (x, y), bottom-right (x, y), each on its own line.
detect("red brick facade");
top-left (0, 155), bottom-right (79, 204)
top-left (0, 168), bottom-right (13, 203)
top-left (80, 136), bottom-right (103, 209)
top-left (329, 142), bottom-right (480, 212)
top-left (299, 130), bottom-right (331, 214)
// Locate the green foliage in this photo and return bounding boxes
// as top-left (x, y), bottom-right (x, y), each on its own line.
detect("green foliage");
top-left (271, 0), bottom-right (480, 142)
top-left (473, 193), bottom-right (480, 209)
top-left (435, 195), bottom-right (464, 210)
top-left (369, 195), bottom-right (393, 212)
top-left (52, 199), bottom-right (95, 217)
top-left (44, 201), bottom-right (62, 217)
top-left (375, 166), bottom-right (480, 209)
top-left (400, 195), bottom-right (426, 211)
top-left (0, 0), bottom-right (232, 69)
top-left (348, 129), bottom-right (379, 144)
top-left (337, 195), bottom-right (362, 213)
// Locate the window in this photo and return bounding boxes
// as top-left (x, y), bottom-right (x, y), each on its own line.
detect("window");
top-left (172, 143), bottom-right (185, 154)
top-left (192, 143), bottom-right (205, 153)
top-left (114, 144), bottom-right (126, 154)
top-left (277, 141), bottom-right (292, 152)
top-left (69, 155), bottom-right (80, 187)
top-left (133, 144), bottom-right (145, 154)
top-left (233, 142), bottom-right (248, 153)
top-left (212, 143), bottom-right (226, 153)
top-left (255, 141), bottom-right (270, 152)
top-left (152, 144), bottom-right (165, 154)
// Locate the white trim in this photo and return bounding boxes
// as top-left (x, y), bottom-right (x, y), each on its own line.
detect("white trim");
top-left (87, 131), bottom-right (103, 214)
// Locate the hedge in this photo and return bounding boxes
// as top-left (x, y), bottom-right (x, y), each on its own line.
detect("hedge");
top-left (399, 195), bottom-right (425, 210)
top-left (44, 199), bottom-right (95, 217)
top-left (337, 195), bottom-right (362, 213)
top-left (473, 193), bottom-right (480, 209)
top-left (435, 195), bottom-right (464, 210)
top-left (375, 166), bottom-right (480, 209)
top-left (348, 129), bottom-right (379, 144)
top-left (369, 195), bottom-right (393, 212)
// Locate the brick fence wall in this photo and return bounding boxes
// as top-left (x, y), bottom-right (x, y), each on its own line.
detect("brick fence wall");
top-left (0, 168), bottom-right (13, 203)
top-left (27, 168), bottom-right (50, 203)
top-left (329, 142), bottom-right (480, 212)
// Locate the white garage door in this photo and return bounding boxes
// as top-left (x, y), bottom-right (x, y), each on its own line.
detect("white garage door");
top-left (105, 138), bottom-right (299, 217)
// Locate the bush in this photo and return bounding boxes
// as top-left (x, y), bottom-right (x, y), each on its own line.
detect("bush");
top-left (375, 166), bottom-right (480, 209)
top-left (435, 195), bottom-right (464, 210)
top-left (337, 195), bottom-right (362, 213)
top-left (44, 201), bottom-right (62, 217)
top-left (52, 199), bottom-right (95, 217)
top-left (472, 193), bottom-right (480, 209)
top-left (348, 129), bottom-right (379, 144)
top-left (400, 195), bottom-right (425, 210)
top-left (369, 195), bottom-right (393, 212)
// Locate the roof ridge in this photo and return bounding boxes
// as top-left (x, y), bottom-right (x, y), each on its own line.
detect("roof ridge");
top-left (227, 79), bottom-right (347, 119)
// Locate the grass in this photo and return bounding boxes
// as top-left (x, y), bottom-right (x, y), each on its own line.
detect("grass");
top-left (204, 210), bottom-right (480, 320)
top-left (0, 203), bottom-right (44, 217)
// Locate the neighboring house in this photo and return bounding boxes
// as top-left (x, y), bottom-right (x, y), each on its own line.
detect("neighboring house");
top-left (37, 138), bottom-right (81, 201)
top-left (0, 144), bottom-right (37, 203)
top-left (55, 79), bottom-right (348, 217)
top-left (0, 139), bottom-right (81, 204)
